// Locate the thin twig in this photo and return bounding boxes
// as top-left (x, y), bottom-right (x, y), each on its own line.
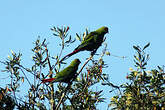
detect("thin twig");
top-left (55, 82), bottom-right (72, 110)
top-left (20, 68), bottom-right (32, 87)
top-left (44, 47), bottom-right (56, 110)
top-left (52, 35), bottom-right (65, 71)
top-left (78, 55), bottom-right (93, 74)
top-left (110, 54), bottom-right (127, 59)
top-left (67, 96), bottom-right (77, 109)
top-left (17, 63), bottom-right (50, 87)
top-left (17, 64), bottom-right (36, 77)
top-left (45, 47), bottom-right (52, 71)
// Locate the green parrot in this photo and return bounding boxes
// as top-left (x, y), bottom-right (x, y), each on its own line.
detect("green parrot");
top-left (61, 26), bottom-right (109, 61)
top-left (42, 59), bottom-right (81, 83)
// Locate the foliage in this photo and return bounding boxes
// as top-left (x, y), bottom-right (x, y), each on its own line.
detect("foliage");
top-left (0, 26), bottom-right (111, 110)
top-left (0, 26), bottom-right (164, 110)
top-left (109, 43), bottom-right (165, 110)
top-left (0, 87), bottom-right (15, 110)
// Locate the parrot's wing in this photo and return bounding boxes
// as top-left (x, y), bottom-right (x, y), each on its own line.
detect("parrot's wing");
top-left (83, 32), bottom-right (96, 41)
top-left (76, 32), bottom-right (98, 50)
top-left (55, 66), bottom-right (75, 82)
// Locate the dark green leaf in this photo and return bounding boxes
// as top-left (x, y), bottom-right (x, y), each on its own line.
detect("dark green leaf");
top-left (138, 52), bottom-right (141, 60)
top-left (142, 62), bottom-right (147, 67)
top-left (157, 66), bottom-right (163, 71)
top-left (146, 54), bottom-right (150, 60)
top-left (133, 46), bottom-right (141, 52)
top-left (65, 36), bottom-right (71, 43)
top-left (53, 33), bottom-right (58, 36)
top-left (76, 33), bottom-right (81, 41)
top-left (135, 62), bottom-right (140, 66)
top-left (143, 42), bottom-right (150, 50)
top-left (142, 56), bottom-right (145, 62)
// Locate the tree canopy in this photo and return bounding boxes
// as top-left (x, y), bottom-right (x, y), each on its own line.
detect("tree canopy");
top-left (0, 26), bottom-right (164, 110)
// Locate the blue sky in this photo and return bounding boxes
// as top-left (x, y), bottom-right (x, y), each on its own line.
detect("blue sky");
top-left (0, 0), bottom-right (165, 109)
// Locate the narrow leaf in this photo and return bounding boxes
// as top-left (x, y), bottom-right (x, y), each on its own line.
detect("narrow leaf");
top-left (143, 42), bottom-right (150, 50)
top-left (133, 46), bottom-right (141, 52)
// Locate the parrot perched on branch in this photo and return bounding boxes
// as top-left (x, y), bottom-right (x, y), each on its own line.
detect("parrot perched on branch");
top-left (61, 26), bottom-right (109, 61)
top-left (42, 59), bottom-right (81, 83)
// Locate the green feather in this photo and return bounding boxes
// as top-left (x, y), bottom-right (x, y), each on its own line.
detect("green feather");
top-left (75, 26), bottom-right (109, 51)
top-left (53, 59), bottom-right (81, 83)
top-left (59, 26), bottom-right (109, 62)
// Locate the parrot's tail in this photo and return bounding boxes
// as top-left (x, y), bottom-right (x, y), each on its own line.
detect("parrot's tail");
top-left (66, 49), bottom-right (80, 57)
top-left (42, 78), bottom-right (56, 83)
top-left (60, 49), bottom-right (81, 62)
top-left (54, 49), bottom-right (81, 67)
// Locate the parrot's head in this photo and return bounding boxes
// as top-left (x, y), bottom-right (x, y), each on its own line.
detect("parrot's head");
top-left (70, 59), bottom-right (81, 66)
top-left (103, 26), bottom-right (109, 34)
top-left (97, 26), bottom-right (109, 34)
top-left (104, 27), bottom-right (109, 33)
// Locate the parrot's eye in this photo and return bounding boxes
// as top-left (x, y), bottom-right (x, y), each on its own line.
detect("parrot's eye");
top-left (105, 27), bottom-right (109, 33)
